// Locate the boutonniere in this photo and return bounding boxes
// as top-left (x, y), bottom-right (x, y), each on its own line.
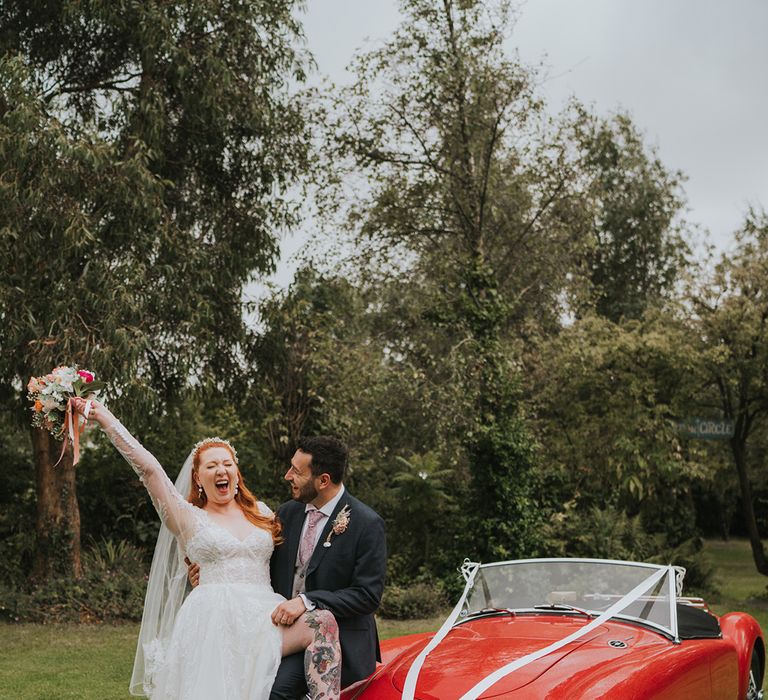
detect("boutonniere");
top-left (323, 505), bottom-right (351, 548)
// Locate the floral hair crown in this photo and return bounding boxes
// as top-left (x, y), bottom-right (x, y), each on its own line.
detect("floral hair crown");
top-left (192, 437), bottom-right (238, 463)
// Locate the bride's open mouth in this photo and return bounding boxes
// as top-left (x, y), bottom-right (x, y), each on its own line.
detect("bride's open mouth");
top-left (215, 479), bottom-right (230, 495)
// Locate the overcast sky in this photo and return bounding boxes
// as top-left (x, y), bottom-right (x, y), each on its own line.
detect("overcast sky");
top-left (271, 0), bottom-right (768, 286)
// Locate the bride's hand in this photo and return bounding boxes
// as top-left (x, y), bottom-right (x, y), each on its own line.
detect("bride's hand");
top-left (71, 397), bottom-right (113, 427)
top-left (184, 557), bottom-right (200, 588)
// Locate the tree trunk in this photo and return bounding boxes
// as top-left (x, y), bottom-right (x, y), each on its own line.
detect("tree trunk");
top-left (730, 437), bottom-right (768, 575)
top-left (31, 426), bottom-right (82, 581)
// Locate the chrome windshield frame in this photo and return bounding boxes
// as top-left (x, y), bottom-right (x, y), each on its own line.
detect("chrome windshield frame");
top-left (460, 557), bottom-right (680, 643)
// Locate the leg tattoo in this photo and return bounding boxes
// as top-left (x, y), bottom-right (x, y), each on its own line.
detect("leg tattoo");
top-left (304, 610), bottom-right (341, 700)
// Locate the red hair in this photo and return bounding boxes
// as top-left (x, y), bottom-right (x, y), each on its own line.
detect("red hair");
top-left (188, 442), bottom-right (282, 544)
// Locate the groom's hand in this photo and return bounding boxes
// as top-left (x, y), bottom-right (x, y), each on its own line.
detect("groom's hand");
top-left (270, 597), bottom-right (306, 626)
top-left (184, 557), bottom-right (200, 588)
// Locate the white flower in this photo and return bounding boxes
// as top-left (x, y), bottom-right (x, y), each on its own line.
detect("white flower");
top-left (53, 366), bottom-right (78, 389)
top-left (40, 395), bottom-right (60, 412)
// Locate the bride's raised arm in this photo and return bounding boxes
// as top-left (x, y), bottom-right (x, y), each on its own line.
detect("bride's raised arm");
top-left (71, 397), bottom-right (198, 541)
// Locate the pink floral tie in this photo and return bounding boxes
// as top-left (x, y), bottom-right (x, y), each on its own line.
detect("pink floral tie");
top-left (299, 508), bottom-right (325, 566)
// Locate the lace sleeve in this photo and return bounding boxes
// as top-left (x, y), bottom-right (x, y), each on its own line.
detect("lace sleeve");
top-left (102, 420), bottom-right (198, 540)
top-left (257, 501), bottom-right (274, 517)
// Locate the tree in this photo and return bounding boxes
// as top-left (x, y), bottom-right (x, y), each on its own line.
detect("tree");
top-left (531, 311), bottom-right (705, 517)
top-left (691, 210), bottom-right (768, 574)
top-left (528, 310), bottom-right (719, 587)
top-left (318, 0), bottom-right (574, 562)
top-left (573, 110), bottom-right (690, 321)
top-left (321, 1), bottom-right (591, 334)
top-left (389, 453), bottom-right (456, 574)
top-left (0, 0), bottom-right (309, 579)
top-left (249, 269), bottom-right (470, 581)
top-left (245, 270), bottom-right (371, 480)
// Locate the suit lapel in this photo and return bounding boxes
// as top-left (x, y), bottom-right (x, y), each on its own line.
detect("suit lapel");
top-left (307, 496), bottom-right (351, 576)
top-left (285, 506), bottom-right (304, 570)
top-left (273, 504), bottom-right (304, 597)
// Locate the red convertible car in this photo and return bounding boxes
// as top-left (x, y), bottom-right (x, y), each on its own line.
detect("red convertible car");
top-left (342, 558), bottom-right (764, 699)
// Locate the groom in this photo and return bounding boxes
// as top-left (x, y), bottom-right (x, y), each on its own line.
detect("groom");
top-left (268, 436), bottom-right (387, 698)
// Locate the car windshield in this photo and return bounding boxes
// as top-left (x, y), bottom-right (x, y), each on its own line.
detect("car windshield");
top-left (463, 558), bottom-right (679, 639)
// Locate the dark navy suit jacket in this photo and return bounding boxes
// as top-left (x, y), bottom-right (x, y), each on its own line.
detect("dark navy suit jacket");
top-left (270, 491), bottom-right (386, 687)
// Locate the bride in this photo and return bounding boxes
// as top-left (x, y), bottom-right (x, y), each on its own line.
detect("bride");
top-left (71, 397), bottom-right (340, 700)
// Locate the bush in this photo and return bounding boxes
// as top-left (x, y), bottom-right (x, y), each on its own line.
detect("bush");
top-left (647, 537), bottom-right (716, 595)
top-left (0, 501), bottom-right (36, 589)
top-left (540, 503), bottom-right (716, 593)
top-left (0, 427), bottom-right (36, 589)
top-left (379, 581), bottom-right (448, 620)
top-left (0, 538), bottom-right (148, 623)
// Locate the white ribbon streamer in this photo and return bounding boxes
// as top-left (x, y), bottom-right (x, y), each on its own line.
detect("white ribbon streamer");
top-left (458, 566), bottom-right (669, 700)
top-left (402, 563), bottom-right (670, 700)
top-left (401, 561), bottom-right (480, 700)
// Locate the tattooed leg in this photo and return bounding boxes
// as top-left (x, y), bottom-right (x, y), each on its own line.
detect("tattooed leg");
top-left (279, 609), bottom-right (341, 700)
top-left (303, 610), bottom-right (341, 700)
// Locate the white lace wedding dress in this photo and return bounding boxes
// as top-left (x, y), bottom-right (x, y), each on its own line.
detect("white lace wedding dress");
top-left (103, 420), bottom-right (284, 700)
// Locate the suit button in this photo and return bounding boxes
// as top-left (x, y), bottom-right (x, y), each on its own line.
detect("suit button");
top-left (300, 573), bottom-right (305, 578)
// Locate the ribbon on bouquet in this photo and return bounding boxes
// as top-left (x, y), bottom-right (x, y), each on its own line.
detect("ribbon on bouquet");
top-left (53, 398), bottom-right (92, 467)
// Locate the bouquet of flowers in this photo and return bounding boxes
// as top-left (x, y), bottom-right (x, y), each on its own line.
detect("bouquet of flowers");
top-left (28, 365), bottom-right (104, 465)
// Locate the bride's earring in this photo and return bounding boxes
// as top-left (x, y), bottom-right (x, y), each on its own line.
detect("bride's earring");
top-left (197, 484), bottom-right (203, 497)
top-left (234, 481), bottom-right (239, 496)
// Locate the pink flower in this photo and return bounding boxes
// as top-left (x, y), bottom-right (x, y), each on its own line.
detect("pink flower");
top-left (77, 370), bottom-right (94, 383)
top-left (323, 505), bottom-right (351, 548)
top-left (27, 376), bottom-right (42, 393)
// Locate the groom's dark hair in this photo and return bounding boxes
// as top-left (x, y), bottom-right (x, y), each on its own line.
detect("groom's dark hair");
top-left (297, 436), bottom-right (347, 484)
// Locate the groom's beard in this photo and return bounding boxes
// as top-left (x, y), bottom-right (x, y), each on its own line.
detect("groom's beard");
top-left (293, 481), bottom-right (319, 504)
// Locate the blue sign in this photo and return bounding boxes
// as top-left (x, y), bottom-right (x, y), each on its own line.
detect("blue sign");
top-left (678, 418), bottom-right (735, 440)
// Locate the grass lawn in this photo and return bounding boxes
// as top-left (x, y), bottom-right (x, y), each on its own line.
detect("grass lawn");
top-left (704, 538), bottom-right (768, 693)
top-left (0, 623), bottom-right (138, 700)
top-left (0, 617), bottom-right (444, 699)
top-left (2, 540), bottom-right (767, 699)
top-left (705, 538), bottom-right (768, 600)
top-left (704, 538), bottom-right (768, 638)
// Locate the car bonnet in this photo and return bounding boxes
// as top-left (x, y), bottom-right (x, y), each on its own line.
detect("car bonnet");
top-left (390, 616), bottom-right (612, 698)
